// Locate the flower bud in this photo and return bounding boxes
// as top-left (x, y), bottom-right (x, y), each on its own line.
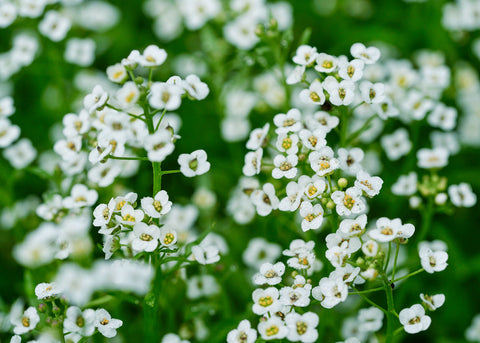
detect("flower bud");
top-left (326, 200), bottom-right (336, 210)
top-left (338, 178), bottom-right (348, 189)
top-left (38, 303), bottom-right (47, 313)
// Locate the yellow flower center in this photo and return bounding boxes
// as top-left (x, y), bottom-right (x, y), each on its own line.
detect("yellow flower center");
top-left (164, 233), bottom-right (175, 245)
top-left (140, 233), bottom-right (153, 241)
top-left (310, 92), bottom-right (320, 102)
top-left (322, 60), bottom-right (333, 69)
top-left (265, 325), bottom-right (279, 337)
top-left (381, 227), bottom-right (393, 235)
top-left (308, 186), bottom-right (317, 197)
top-left (283, 118), bottom-right (295, 127)
top-left (279, 161), bottom-right (292, 171)
top-left (343, 195), bottom-right (355, 209)
top-left (123, 214), bottom-right (135, 222)
top-left (100, 318), bottom-right (109, 325)
top-left (116, 200), bottom-right (126, 211)
top-left (259, 296), bottom-right (273, 307)
top-left (153, 200), bottom-right (163, 212)
top-left (282, 137), bottom-right (292, 150)
top-left (22, 317), bottom-right (30, 327)
top-left (296, 321), bottom-right (308, 335)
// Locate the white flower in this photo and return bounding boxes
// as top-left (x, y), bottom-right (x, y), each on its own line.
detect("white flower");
top-left (227, 320), bottom-right (257, 343)
top-left (84, 85), bottom-right (108, 114)
top-left (247, 123), bottom-right (269, 150)
top-left (252, 287), bottom-right (281, 315)
top-left (323, 76), bottom-right (355, 106)
top-left (187, 275), bottom-right (219, 299)
top-left (309, 146), bottom-right (339, 176)
top-left (392, 172), bottom-right (418, 196)
top-left (191, 244), bottom-right (220, 265)
top-left (276, 133), bottom-right (299, 154)
top-left (144, 129), bottom-right (175, 162)
top-left (399, 304), bottom-right (431, 334)
top-left (0, 3), bottom-right (16, 28)
top-left (132, 223), bottom-right (160, 252)
top-left (0, 96), bottom-right (14, 117)
top-left (359, 81), bottom-right (385, 103)
top-left (427, 103), bottom-right (457, 130)
top-left (159, 226), bottom-right (178, 248)
top-left (141, 190), bottom-right (172, 218)
top-left (299, 129), bottom-right (326, 151)
top-left (223, 14), bottom-right (259, 50)
top-left (419, 247), bottom-right (448, 273)
top-left (293, 45), bottom-right (317, 66)
top-left (4, 138), bottom-right (36, 169)
top-left (94, 309), bottom-right (123, 338)
top-left (183, 74), bottom-right (209, 100)
top-left (258, 317), bottom-right (288, 340)
top-left (149, 82), bottom-right (183, 111)
top-left (115, 203), bottom-right (144, 226)
top-left (138, 45), bottom-right (167, 67)
top-left (331, 187), bottom-right (366, 216)
top-left (63, 184), bottom-right (98, 209)
top-left (0, 119), bottom-right (20, 148)
top-left (338, 214), bottom-right (368, 237)
top-left (251, 183), bottom-right (279, 216)
top-left (64, 307), bottom-right (95, 336)
top-left (285, 312), bottom-right (319, 343)
top-left (273, 108), bottom-right (303, 134)
top-left (34, 282), bottom-right (61, 300)
top-left (354, 170), bottom-right (383, 197)
top-left (368, 217), bottom-right (401, 242)
top-left (12, 307), bottom-right (40, 335)
top-left (178, 149), bottom-right (210, 177)
top-left (420, 293), bottom-right (445, 311)
top-left (253, 262), bottom-right (285, 285)
top-left (312, 276), bottom-right (348, 308)
top-left (299, 201), bottom-right (324, 231)
top-left (106, 63), bottom-right (127, 83)
top-left (350, 43), bottom-right (380, 64)
top-left (315, 53), bottom-right (338, 73)
top-left (299, 80), bottom-right (326, 105)
top-left (448, 183), bottom-right (477, 207)
top-left (279, 284), bottom-right (311, 307)
top-left (243, 237), bottom-right (281, 269)
top-left (362, 240), bottom-right (379, 257)
top-left (278, 181), bottom-right (303, 212)
top-left (417, 147), bottom-right (449, 169)
top-left (64, 38), bottom-right (96, 67)
top-left (286, 65), bottom-right (305, 85)
top-left (243, 148), bottom-right (263, 176)
top-left (272, 154), bottom-right (298, 179)
top-left (300, 175), bottom-right (326, 200)
top-left (338, 58), bottom-right (364, 82)
top-left (466, 314), bottom-right (480, 342)
top-left (358, 307), bottom-right (384, 332)
top-left (338, 147), bottom-right (364, 176)
top-left (178, 0), bottom-right (220, 30)
top-left (39, 10), bottom-right (71, 42)
top-left (306, 110), bottom-right (339, 132)
top-left (381, 128), bottom-right (412, 161)
top-left (116, 82), bottom-right (140, 109)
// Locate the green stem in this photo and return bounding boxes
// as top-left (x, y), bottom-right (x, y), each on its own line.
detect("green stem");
top-left (391, 243), bottom-right (400, 281)
top-left (417, 195), bottom-right (434, 244)
top-left (349, 285), bottom-right (385, 295)
top-left (108, 155), bottom-right (149, 161)
top-left (347, 114), bottom-right (377, 145)
top-left (384, 242), bottom-right (392, 273)
top-left (352, 286), bottom-right (388, 315)
top-left (154, 108), bottom-right (168, 131)
top-left (143, 101), bottom-right (162, 195)
top-left (385, 279), bottom-right (396, 343)
top-left (160, 169), bottom-right (181, 176)
top-left (392, 268), bottom-right (424, 283)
